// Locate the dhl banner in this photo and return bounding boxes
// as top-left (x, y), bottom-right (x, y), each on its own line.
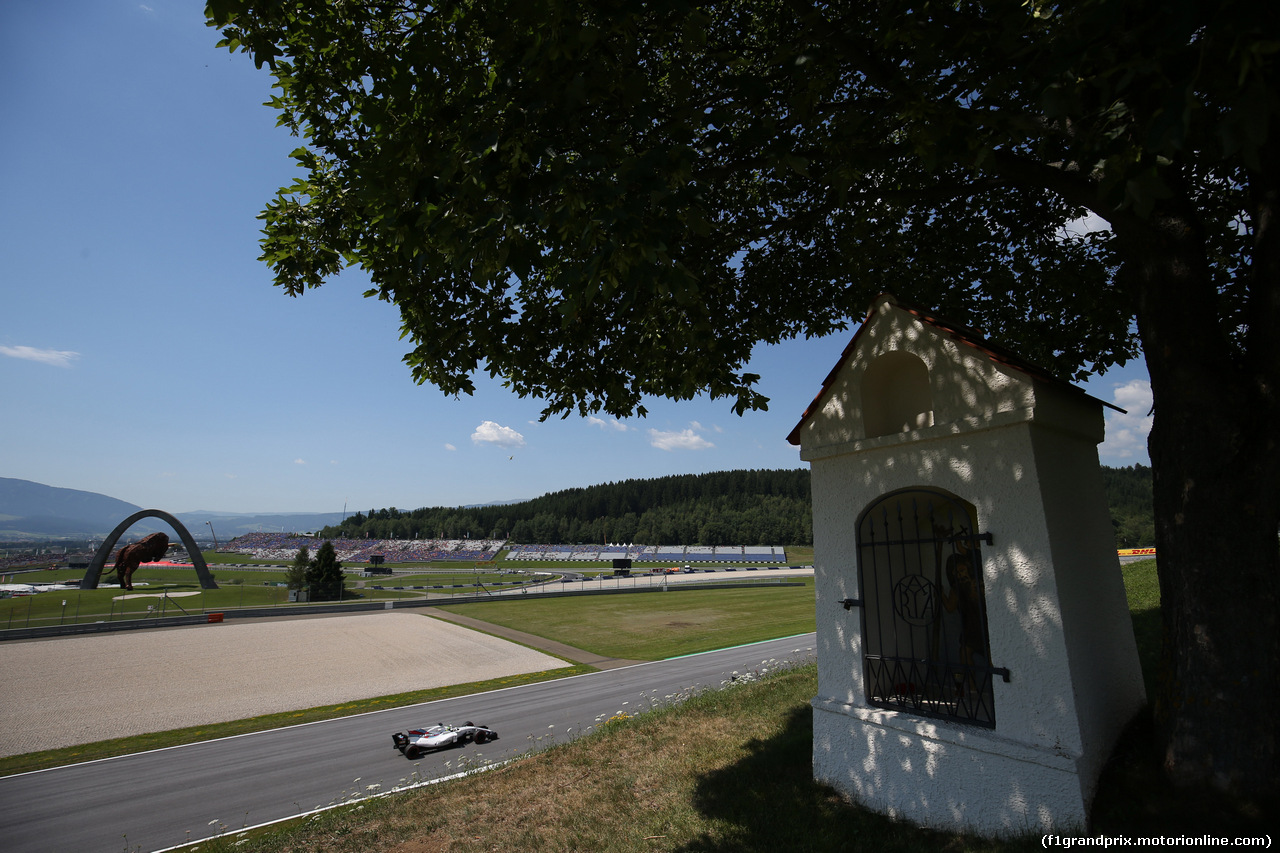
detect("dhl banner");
top-left (1117, 548), bottom-right (1156, 556)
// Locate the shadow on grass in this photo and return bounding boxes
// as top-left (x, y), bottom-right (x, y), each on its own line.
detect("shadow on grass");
top-left (678, 704), bottom-right (1032, 853)
top-left (1128, 606), bottom-right (1162, 701)
top-left (680, 681), bottom-right (1273, 852)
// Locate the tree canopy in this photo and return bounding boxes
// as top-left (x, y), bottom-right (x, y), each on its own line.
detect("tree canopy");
top-left (286, 543), bottom-right (309, 590)
top-left (206, 0), bottom-right (1179, 418)
top-left (208, 0), bottom-right (1278, 799)
top-left (305, 539), bottom-right (345, 600)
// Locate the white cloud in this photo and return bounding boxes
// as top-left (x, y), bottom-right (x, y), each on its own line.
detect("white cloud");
top-left (0, 345), bottom-right (80, 368)
top-left (294, 458), bottom-right (307, 465)
top-left (444, 443), bottom-right (458, 451)
top-left (471, 420), bottom-right (526, 447)
top-left (587, 416), bottom-right (630, 432)
top-left (649, 426), bottom-right (715, 451)
top-left (1099, 379), bottom-right (1153, 463)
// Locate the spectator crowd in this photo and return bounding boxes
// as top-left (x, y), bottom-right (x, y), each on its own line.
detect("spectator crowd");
top-left (218, 533), bottom-right (787, 564)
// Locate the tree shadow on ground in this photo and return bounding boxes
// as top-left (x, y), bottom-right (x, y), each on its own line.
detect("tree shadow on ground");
top-left (679, 685), bottom-right (1273, 853)
top-left (675, 704), bottom-right (1032, 853)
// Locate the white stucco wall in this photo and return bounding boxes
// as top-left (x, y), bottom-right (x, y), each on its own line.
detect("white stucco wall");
top-left (799, 296), bottom-right (1145, 836)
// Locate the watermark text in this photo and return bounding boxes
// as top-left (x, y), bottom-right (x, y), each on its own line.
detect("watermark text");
top-left (1043, 835), bottom-right (1271, 849)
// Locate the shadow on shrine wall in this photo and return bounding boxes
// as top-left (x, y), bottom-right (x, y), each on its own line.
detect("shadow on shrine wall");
top-left (813, 441), bottom-right (1083, 701)
top-left (801, 295), bottom-right (1144, 834)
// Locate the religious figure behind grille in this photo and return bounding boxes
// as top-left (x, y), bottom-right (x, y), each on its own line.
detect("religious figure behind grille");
top-left (940, 535), bottom-right (985, 689)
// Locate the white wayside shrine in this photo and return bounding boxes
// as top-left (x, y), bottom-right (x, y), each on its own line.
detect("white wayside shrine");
top-left (787, 293), bottom-right (1145, 835)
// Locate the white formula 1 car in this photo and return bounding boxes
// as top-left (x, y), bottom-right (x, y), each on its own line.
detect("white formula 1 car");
top-left (392, 722), bottom-right (498, 759)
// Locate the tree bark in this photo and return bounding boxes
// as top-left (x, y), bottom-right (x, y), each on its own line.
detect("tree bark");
top-left (1123, 199), bottom-right (1280, 798)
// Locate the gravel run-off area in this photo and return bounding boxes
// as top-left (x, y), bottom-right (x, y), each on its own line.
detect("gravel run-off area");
top-left (0, 611), bottom-right (569, 757)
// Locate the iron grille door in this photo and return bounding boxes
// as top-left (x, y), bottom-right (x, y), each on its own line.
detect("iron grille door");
top-left (856, 488), bottom-right (1000, 728)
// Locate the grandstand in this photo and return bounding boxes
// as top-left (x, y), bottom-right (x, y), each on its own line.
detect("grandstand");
top-left (219, 533), bottom-right (505, 563)
top-left (505, 543), bottom-right (787, 563)
top-left (220, 533), bottom-right (789, 564)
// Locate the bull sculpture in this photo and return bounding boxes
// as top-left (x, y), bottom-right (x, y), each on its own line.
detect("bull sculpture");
top-left (110, 532), bottom-right (169, 590)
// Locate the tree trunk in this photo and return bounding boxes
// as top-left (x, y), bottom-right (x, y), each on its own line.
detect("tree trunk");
top-left (1125, 199), bottom-right (1280, 798)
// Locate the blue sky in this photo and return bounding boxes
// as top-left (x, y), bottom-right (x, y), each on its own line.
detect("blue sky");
top-left (0, 1), bottom-right (1152, 514)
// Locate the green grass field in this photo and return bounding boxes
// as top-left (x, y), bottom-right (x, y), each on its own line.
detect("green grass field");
top-left (438, 579), bottom-right (816, 660)
top-left (0, 550), bottom-right (813, 630)
top-left (0, 570), bottom-right (422, 630)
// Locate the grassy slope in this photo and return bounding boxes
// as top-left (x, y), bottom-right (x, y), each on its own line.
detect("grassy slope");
top-left (198, 663), bottom-right (1038, 853)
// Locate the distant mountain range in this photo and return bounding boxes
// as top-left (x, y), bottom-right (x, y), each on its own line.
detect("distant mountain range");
top-left (0, 478), bottom-right (345, 541)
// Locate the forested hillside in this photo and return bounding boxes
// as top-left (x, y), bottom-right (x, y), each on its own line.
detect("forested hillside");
top-left (1101, 463), bottom-right (1156, 547)
top-left (320, 466), bottom-right (1154, 548)
top-left (322, 469), bottom-right (812, 546)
